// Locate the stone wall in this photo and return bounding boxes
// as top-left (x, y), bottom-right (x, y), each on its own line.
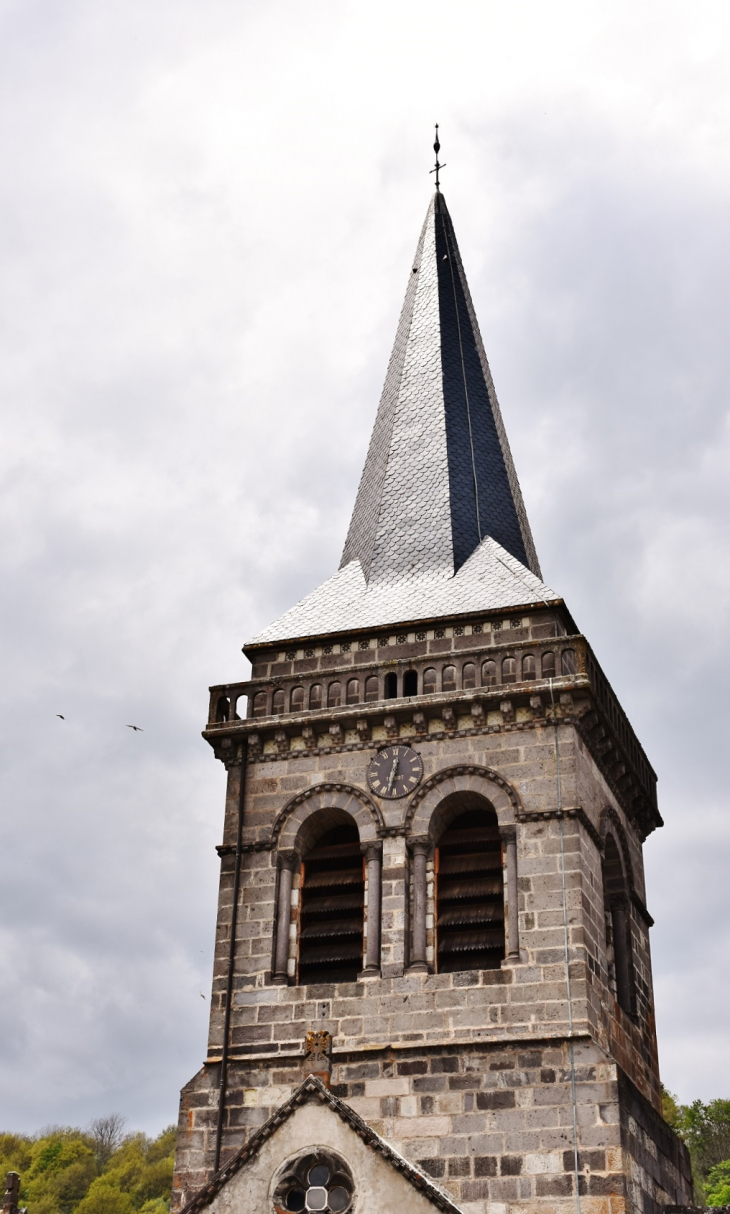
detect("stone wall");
top-left (174, 609), bottom-right (675, 1212)
top-left (173, 1038), bottom-right (692, 1214)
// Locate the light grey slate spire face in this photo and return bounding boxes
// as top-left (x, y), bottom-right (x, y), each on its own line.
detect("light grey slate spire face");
top-left (341, 191), bottom-right (541, 583)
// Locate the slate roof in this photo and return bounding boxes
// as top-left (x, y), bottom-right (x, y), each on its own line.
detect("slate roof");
top-left (249, 191), bottom-right (554, 647)
top-left (179, 1075), bottom-right (463, 1214)
top-left (250, 538), bottom-right (557, 644)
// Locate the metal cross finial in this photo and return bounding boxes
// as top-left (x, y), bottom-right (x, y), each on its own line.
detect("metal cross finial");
top-left (430, 123), bottom-right (445, 190)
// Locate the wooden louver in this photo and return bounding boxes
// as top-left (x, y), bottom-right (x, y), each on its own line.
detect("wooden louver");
top-left (436, 809), bottom-right (505, 972)
top-left (298, 825), bottom-right (364, 985)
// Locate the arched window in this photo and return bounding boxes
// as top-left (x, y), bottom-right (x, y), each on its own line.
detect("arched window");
top-left (442, 665), bottom-right (456, 692)
top-left (403, 670), bottom-right (418, 697)
top-left (272, 688), bottom-right (285, 714)
top-left (603, 835), bottom-right (636, 1016)
top-left (290, 686), bottom-right (304, 712)
top-left (521, 654), bottom-right (536, 681)
top-left (327, 682), bottom-right (342, 708)
top-left (542, 651), bottom-right (556, 679)
top-left (436, 807), bottom-right (505, 972)
top-left (423, 667), bottom-right (437, 694)
top-left (252, 691), bottom-right (267, 717)
top-left (346, 678), bottom-right (360, 705)
top-left (215, 695), bottom-right (230, 723)
top-left (298, 823), bottom-right (364, 985)
top-left (384, 672), bottom-right (398, 699)
top-left (481, 660), bottom-right (497, 687)
top-left (309, 683), bottom-right (322, 710)
top-left (462, 663), bottom-right (476, 690)
top-left (364, 676), bottom-right (379, 703)
top-left (561, 648), bottom-right (577, 675)
top-left (502, 657), bottom-right (516, 684)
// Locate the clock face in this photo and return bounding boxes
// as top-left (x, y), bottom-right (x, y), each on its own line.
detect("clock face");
top-left (367, 745), bottom-right (423, 800)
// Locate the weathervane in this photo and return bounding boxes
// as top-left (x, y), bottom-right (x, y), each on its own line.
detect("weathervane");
top-left (430, 123), bottom-right (445, 190)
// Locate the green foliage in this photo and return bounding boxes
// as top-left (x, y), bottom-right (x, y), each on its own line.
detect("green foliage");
top-left (662, 1086), bottom-right (682, 1130)
top-left (0, 1122), bottom-right (176, 1214)
top-left (706, 1160), bottom-right (730, 1207)
top-left (661, 1092), bottom-right (730, 1204)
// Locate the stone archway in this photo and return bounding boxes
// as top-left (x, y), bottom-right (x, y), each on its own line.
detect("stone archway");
top-left (406, 764), bottom-right (521, 841)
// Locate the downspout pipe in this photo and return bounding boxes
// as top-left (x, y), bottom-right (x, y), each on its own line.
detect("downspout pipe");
top-left (213, 737), bottom-right (246, 1173)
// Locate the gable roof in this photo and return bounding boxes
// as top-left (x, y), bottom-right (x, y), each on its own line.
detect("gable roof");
top-left (179, 1075), bottom-right (463, 1214)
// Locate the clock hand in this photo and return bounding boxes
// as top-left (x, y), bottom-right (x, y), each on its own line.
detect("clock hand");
top-left (386, 754), bottom-right (400, 794)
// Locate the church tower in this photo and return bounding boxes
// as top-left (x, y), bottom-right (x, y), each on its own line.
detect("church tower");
top-left (172, 184), bottom-right (693, 1214)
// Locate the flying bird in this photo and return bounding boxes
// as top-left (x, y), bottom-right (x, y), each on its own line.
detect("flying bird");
top-left (199, 992), bottom-right (206, 1000)
top-left (125, 724), bottom-right (144, 731)
top-left (56, 714), bottom-right (65, 720)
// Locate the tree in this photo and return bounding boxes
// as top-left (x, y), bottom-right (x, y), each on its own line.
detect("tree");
top-left (706, 1161), bottom-right (730, 1208)
top-left (87, 1116), bottom-right (127, 1173)
top-left (682, 1100), bottom-right (730, 1185)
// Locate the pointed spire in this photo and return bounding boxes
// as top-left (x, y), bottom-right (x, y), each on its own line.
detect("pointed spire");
top-left (341, 191), bottom-right (541, 583)
top-left (249, 189), bottom-right (556, 646)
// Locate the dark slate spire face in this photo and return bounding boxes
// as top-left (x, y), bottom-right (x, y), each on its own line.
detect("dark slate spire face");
top-left (341, 192), bottom-right (541, 582)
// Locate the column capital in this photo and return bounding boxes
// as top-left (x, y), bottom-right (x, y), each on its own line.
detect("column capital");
top-left (277, 849), bottom-right (299, 872)
top-left (499, 824), bottom-right (517, 842)
top-left (408, 835), bottom-right (431, 857)
top-left (361, 841), bottom-right (383, 861)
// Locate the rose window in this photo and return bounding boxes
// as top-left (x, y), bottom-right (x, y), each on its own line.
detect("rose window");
top-left (274, 1152), bottom-right (353, 1214)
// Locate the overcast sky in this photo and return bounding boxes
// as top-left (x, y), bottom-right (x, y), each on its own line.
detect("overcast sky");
top-left (1, 0), bottom-right (729, 1135)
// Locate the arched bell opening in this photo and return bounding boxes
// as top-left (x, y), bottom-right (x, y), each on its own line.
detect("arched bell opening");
top-left (603, 833), bottom-right (636, 1017)
top-left (297, 817), bottom-right (364, 986)
top-left (435, 797), bottom-right (505, 972)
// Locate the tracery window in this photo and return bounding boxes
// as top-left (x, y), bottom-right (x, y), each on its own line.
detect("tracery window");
top-left (436, 807), bottom-right (505, 972)
top-left (297, 824), bottom-right (364, 986)
top-left (274, 1152), bottom-right (354, 1213)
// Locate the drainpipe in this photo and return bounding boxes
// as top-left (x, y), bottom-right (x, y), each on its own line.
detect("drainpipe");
top-left (213, 737), bottom-right (246, 1174)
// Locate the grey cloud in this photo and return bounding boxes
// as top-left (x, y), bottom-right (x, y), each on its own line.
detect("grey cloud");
top-left (1, 0), bottom-right (728, 1134)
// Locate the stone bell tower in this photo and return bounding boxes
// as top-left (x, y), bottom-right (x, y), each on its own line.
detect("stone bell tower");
top-left (172, 186), bottom-right (693, 1214)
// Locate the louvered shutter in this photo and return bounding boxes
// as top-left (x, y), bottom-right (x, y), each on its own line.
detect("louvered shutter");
top-left (298, 826), bottom-right (364, 985)
top-left (436, 810), bottom-right (505, 972)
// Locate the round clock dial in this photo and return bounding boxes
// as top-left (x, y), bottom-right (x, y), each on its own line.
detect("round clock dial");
top-left (367, 745), bottom-right (423, 800)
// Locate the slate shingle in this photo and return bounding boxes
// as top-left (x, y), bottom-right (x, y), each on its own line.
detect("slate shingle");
top-left (249, 192), bottom-right (555, 646)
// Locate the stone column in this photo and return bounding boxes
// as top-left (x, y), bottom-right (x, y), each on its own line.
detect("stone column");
top-left (409, 837), bottom-right (430, 973)
top-left (501, 827), bottom-right (520, 961)
top-left (272, 850), bottom-right (298, 984)
top-left (361, 842), bottom-right (383, 976)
